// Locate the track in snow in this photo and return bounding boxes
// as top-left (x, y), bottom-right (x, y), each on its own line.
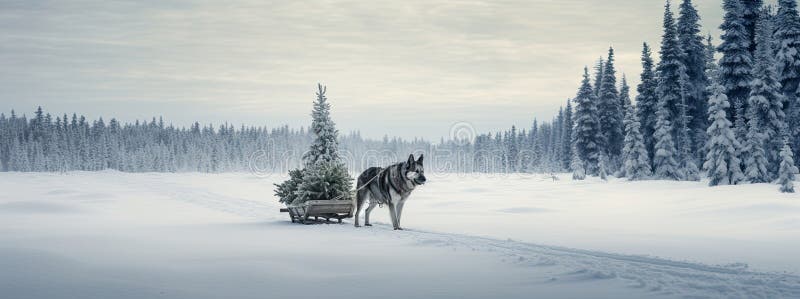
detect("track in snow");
top-left (155, 178), bottom-right (800, 299)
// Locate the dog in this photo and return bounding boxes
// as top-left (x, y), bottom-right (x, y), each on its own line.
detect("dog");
top-left (354, 154), bottom-right (426, 230)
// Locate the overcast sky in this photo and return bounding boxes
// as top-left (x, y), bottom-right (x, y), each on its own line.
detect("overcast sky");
top-left (0, 0), bottom-right (777, 140)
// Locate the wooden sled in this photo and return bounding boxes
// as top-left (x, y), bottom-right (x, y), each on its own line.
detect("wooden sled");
top-left (280, 200), bottom-right (354, 224)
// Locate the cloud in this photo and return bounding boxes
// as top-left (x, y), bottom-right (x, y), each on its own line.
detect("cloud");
top-left (0, 0), bottom-right (766, 139)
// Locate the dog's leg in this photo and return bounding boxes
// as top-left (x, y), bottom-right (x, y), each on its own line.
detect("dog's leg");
top-left (395, 197), bottom-right (407, 230)
top-left (354, 190), bottom-right (366, 227)
top-left (387, 203), bottom-right (400, 230)
top-left (364, 201), bottom-right (377, 226)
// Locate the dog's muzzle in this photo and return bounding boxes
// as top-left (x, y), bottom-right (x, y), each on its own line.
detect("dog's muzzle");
top-left (414, 175), bottom-right (427, 185)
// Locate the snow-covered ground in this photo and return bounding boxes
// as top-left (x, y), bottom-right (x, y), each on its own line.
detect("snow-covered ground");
top-left (1, 171), bottom-right (798, 299)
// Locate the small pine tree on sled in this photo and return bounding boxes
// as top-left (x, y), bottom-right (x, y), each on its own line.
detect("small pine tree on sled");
top-left (295, 162), bottom-right (353, 204)
top-left (275, 84), bottom-right (354, 205)
top-left (275, 169), bottom-right (304, 205)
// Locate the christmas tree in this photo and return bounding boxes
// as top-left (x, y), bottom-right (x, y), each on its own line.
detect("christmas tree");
top-left (275, 84), bottom-right (353, 205)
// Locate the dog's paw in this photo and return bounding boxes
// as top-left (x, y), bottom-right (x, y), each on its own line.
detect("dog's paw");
top-left (365, 224), bottom-right (372, 226)
top-left (394, 227), bottom-right (403, 231)
top-left (354, 224), bottom-right (361, 228)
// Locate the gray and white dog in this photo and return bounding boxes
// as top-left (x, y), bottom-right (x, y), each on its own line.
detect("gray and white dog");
top-left (354, 154), bottom-right (426, 230)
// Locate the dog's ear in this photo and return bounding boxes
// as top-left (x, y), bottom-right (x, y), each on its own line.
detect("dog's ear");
top-left (407, 154), bottom-right (415, 165)
top-left (417, 154), bottom-right (424, 164)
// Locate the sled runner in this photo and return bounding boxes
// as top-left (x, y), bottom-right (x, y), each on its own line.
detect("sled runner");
top-left (280, 200), bottom-right (354, 224)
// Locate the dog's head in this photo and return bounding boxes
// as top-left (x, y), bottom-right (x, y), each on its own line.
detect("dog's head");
top-left (404, 154), bottom-right (426, 185)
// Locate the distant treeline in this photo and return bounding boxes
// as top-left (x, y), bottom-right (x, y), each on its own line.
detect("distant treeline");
top-left (0, 107), bottom-right (571, 174)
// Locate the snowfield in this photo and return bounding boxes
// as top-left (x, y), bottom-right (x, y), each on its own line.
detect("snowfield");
top-left (1, 171), bottom-right (799, 299)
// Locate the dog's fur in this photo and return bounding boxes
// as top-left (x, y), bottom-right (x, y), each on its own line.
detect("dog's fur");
top-left (354, 154), bottom-right (426, 230)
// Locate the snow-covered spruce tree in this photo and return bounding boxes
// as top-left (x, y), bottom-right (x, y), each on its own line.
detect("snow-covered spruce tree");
top-left (274, 169), bottom-right (303, 205)
top-left (704, 82), bottom-right (746, 186)
top-left (277, 84), bottom-right (353, 205)
top-left (778, 136), bottom-right (798, 193)
top-left (742, 112), bottom-right (770, 183)
top-left (621, 104), bottom-right (652, 180)
top-left (741, 0), bottom-right (764, 55)
top-left (678, 95), bottom-right (700, 181)
top-left (653, 2), bottom-right (683, 180)
top-left (775, 0), bottom-right (800, 159)
top-left (571, 144), bottom-right (586, 180)
top-left (619, 75), bottom-right (632, 111)
top-left (732, 95), bottom-right (749, 158)
top-left (696, 34), bottom-right (719, 159)
top-left (573, 67), bottom-right (601, 175)
top-left (551, 110), bottom-right (564, 170)
top-left (615, 75), bottom-right (633, 174)
top-left (295, 161), bottom-right (353, 204)
top-left (746, 13), bottom-right (785, 181)
top-left (657, 1), bottom-right (687, 133)
top-left (636, 43), bottom-right (659, 164)
top-left (653, 96), bottom-right (681, 180)
top-left (561, 100), bottom-right (574, 169)
top-left (678, 0), bottom-right (710, 154)
top-left (718, 0), bottom-right (753, 142)
top-left (775, 0), bottom-right (800, 98)
top-left (303, 84), bottom-right (342, 166)
top-left (598, 47), bottom-right (624, 161)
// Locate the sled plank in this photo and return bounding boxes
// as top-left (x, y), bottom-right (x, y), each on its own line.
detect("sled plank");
top-left (280, 199), bottom-right (354, 224)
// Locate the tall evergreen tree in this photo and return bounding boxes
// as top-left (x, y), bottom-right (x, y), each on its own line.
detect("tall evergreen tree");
top-left (698, 35), bottom-right (719, 160)
top-left (598, 47), bottom-right (624, 160)
top-left (621, 105), bottom-right (652, 180)
top-left (704, 82), bottom-right (746, 186)
top-left (653, 1), bottom-right (684, 180)
top-left (718, 0), bottom-right (754, 140)
top-left (742, 111), bottom-right (770, 182)
top-left (562, 100), bottom-right (574, 169)
top-left (747, 13), bottom-right (786, 180)
top-left (636, 43), bottom-right (659, 163)
top-left (282, 84), bottom-right (353, 205)
top-left (653, 95), bottom-right (681, 180)
top-left (618, 75), bottom-right (633, 172)
top-left (657, 1), bottom-right (687, 148)
top-left (678, 94), bottom-right (701, 181)
top-left (678, 0), bottom-right (710, 154)
top-left (573, 67), bottom-right (601, 175)
top-left (775, 0), bottom-right (800, 160)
